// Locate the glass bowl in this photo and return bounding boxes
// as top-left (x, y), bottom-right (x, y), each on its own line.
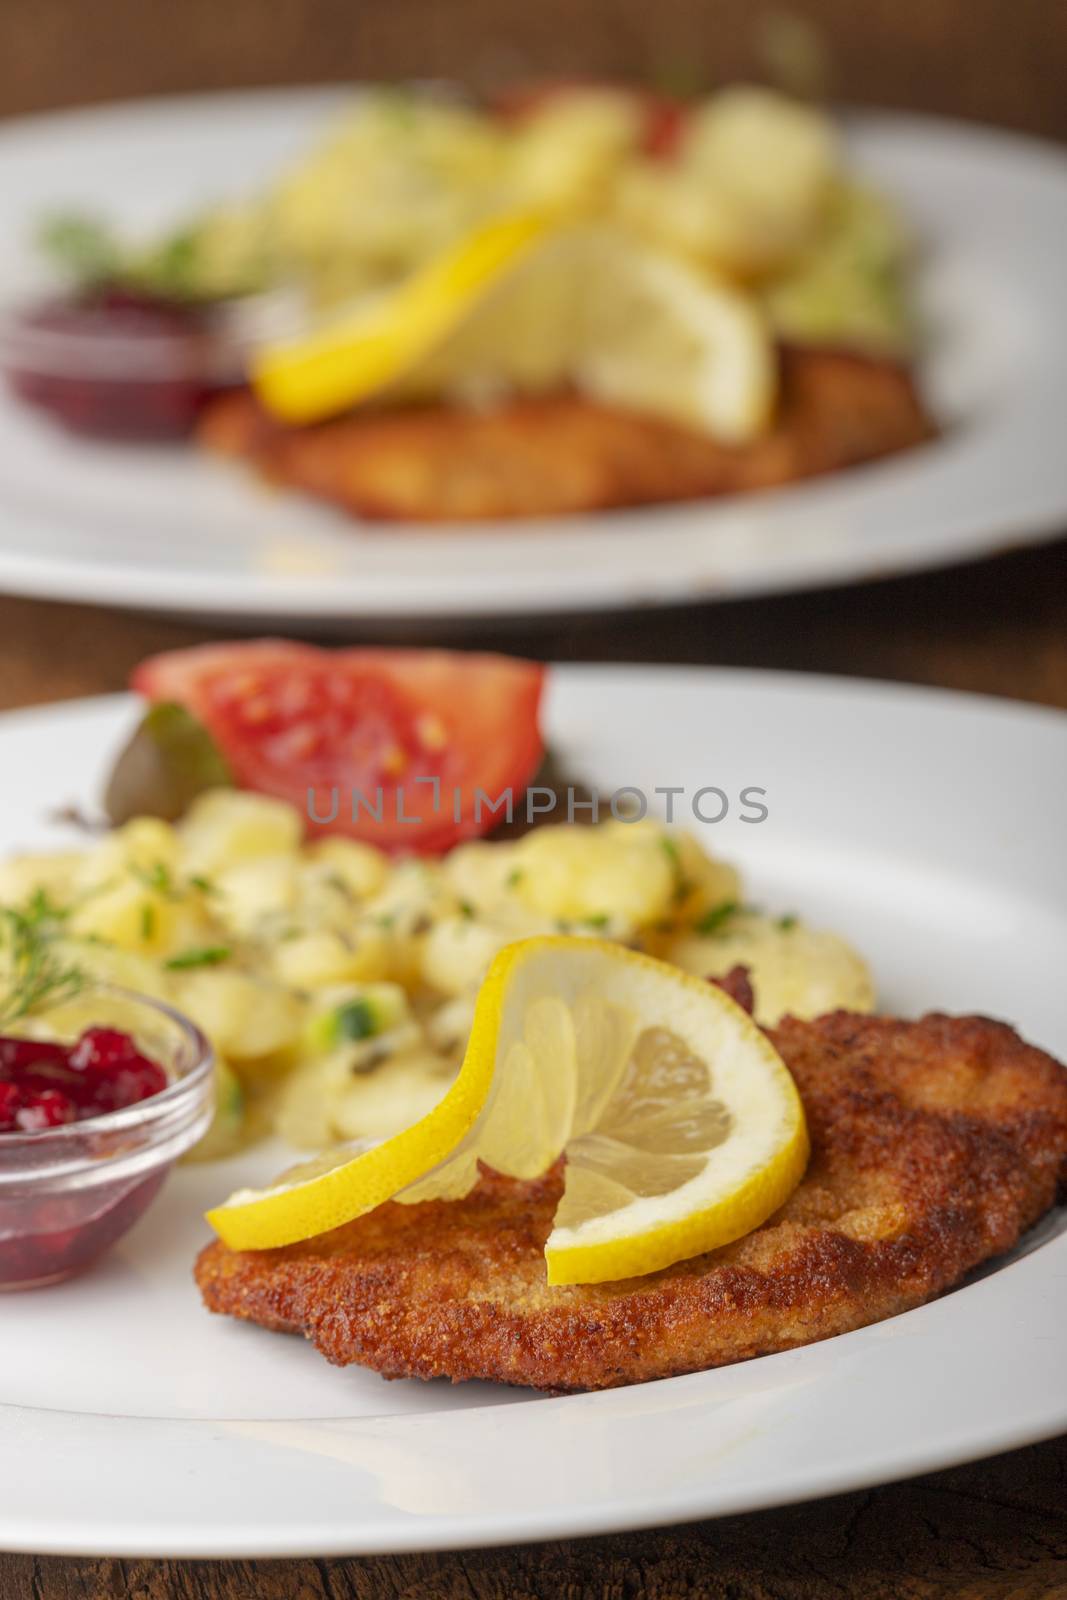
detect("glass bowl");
top-left (0, 285), bottom-right (304, 441)
top-left (0, 988), bottom-right (214, 1290)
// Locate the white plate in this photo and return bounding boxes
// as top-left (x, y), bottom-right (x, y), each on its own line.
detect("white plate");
top-left (0, 668), bottom-right (1065, 1557)
top-left (0, 91), bottom-right (1065, 624)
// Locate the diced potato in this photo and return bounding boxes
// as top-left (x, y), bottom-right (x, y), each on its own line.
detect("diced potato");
top-left (615, 160), bottom-right (766, 277)
top-left (114, 816), bottom-right (181, 872)
top-left (213, 855), bottom-right (300, 937)
top-left (419, 916), bottom-right (509, 997)
top-left (619, 88), bottom-right (838, 280)
top-left (667, 912), bottom-right (874, 1024)
top-left (656, 829), bottom-right (742, 925)
top-left (305, 838), bottom-right (390, 901)
top-left (178, 789), bottom-right (303, 875)
top-left (511, 819), bottom-right (675, 927)
top-left (681, 89), bottom-right (836, 265)
top-left (184, 1056), bottom-right (246, 1162)
top-left (330, 1051), bottom-right (456, 1142)
top-left (274, 1056), bottom-right (345, 1150)
top-left (0, 852), bottom-right (84, 906)
top-left (365, 857), bottom-right (445, 929)
top-left (55, 938), bottom-right (172, 1002)
top-left (71, 815), bottom-right (180, 894)
top-left (424, 992), bottom-right (475, 1058)
top-left (272, 924), bottom-right (395, 988)
top-left (67, 878), bottom-right (204, 954)
top-left (270, 930), bottom-right (367, 989)
top-left (442, 840), bottom-right (522, 914)
top-left (173, 967), bottom-right (302, 1060)
top-left (510, 90), bottom-right (642, 211)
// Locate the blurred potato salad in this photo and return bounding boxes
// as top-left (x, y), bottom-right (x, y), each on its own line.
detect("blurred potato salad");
top-left (52, 85), bottom-right (914, 358)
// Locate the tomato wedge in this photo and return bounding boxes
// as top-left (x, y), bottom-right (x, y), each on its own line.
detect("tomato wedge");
top-left (132, 642), bottom-right (546, 853)
top-left (490, 79), bottom-right (688, 160)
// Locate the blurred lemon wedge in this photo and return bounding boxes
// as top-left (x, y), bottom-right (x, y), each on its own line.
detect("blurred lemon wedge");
top-left (207, 937), bottom-right (808, 1283)
top-left (253, 218), bottom-right (774, 442)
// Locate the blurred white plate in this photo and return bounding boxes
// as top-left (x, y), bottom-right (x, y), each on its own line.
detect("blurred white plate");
top-left (0, 92), bottom-right (1065, 623)
top-left (0, 668), bottom-right (1064, 1556)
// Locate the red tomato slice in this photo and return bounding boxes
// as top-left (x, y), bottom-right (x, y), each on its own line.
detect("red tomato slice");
top-left (132, 641), bottom-right (546, 854)
top-left (490, 79), bottom-right (688, 160)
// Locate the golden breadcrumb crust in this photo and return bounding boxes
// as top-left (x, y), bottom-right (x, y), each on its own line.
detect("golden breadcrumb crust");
top-left (198, 348), bottom-right (934, 523)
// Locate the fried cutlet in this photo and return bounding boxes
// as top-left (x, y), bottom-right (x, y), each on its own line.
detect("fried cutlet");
top-left (195, 1011), bottom-right (1067, 1391)
top-left (198, 347), bottom-right (934, 523)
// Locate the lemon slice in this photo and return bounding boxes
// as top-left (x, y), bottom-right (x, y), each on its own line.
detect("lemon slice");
top-left (203, 937), bottom-right (523, 1252)
top-left (253, 221), bottom-right (774, 442)
top-left (252, 211), bottom-right (555, 425)
top-left (207, 938), bottom-right (808, 1284)
top-left (573, 234), bottom-right (775, 442)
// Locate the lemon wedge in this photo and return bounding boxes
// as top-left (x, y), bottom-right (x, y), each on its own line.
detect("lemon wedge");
top-left (253, 220), bottom-right (774, 442)
top-left (207, 937), bottom-right (808, 1284)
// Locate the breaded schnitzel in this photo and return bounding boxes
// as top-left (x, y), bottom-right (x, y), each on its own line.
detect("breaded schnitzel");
top-left (196, 1011), bottom-right (1067, 1391)
top-left (198, 348), bottom-right (934, 523)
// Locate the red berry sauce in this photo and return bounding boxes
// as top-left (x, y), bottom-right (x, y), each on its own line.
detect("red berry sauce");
top-left (0, 1026), bottom-right (168, 1134)
top-left (3, 287), bottom-right (233, 440)
top-left (0, 1027), bottom-right (171, 1288)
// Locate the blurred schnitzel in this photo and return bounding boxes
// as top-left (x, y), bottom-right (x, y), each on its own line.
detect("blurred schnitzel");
top-left (199, 347), bottom-right (934, 523)
top-left (196, 1009), bottom-right (1067, 1391)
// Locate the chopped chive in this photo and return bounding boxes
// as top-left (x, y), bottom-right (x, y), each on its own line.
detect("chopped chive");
top-left (660, 834), bottom-right (692, 903)
top-left (777, 913), bottom-right (799, 932)
top-left (337, 998), bottom-right (376, 1041)
top-left (140, 903), bottom-right (157, 941)
top-left (695, 900), bottom-right (739, 937)
top-left (130, 860), bottom-right (177, 900)
top-left (164, 945), bottom-right (231, 970)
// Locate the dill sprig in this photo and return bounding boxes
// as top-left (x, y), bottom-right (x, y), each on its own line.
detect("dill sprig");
top-left (0, 890), bottom-right (87, 1028)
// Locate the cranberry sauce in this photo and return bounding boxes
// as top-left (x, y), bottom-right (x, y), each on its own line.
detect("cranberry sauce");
top-left (3, 287), bottom-right (233, 440)
top-left (0, 1027), bottom-right (168, 1134)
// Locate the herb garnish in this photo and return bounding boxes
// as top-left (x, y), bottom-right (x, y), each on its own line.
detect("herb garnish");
top-left (0, 891), bottom-right (86, 1027)
top-left (163, 945), bottom-right (231, 971)
top-left (694, 900), bottom-right (740, 937)
top-left (129, 860), bottom-right (177, 900)
top-left (660, 835), bottom-right (693, 904)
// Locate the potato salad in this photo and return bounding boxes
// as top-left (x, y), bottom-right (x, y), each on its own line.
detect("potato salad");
top-left (74, 85), bottom-right (913, 359)
top-left (0, 791), bottom-right (873, 1157)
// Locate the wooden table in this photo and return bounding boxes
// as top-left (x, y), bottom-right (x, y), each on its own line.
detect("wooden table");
top-left (0, 535), bottom-right (1065, 1598)
top-left (0, 538), bottom-right (1064, 712)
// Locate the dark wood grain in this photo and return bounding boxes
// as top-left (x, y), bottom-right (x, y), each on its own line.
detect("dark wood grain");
top-left (0, 538), bottom-right (1064, 713)
top-left (2, 0), bottom-right (1067, 142)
